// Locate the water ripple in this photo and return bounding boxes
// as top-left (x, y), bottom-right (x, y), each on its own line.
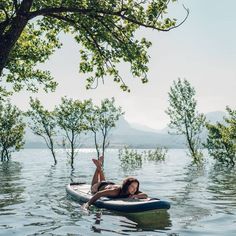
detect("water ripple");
top-left (0, 149), bottom-right (236, 235)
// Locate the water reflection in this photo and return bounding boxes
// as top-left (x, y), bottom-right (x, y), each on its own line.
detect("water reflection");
top-left (0, 161), bottom-right (25, 211)
top-left (1, 149), bottom-right (236, 235)
top-left (174, 163), bottom-right (208, 204)
top-left (207, 164), bottom-right (236, 212)
top-left (172, 163), bottom-right (212, 229)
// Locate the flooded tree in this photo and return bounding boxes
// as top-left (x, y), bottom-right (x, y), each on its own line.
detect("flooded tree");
top-left (0, 1), bottom-right (188, 98)
top-left (27, 97), bottom-right (58, 165)
top-left (55, 97), bottom-right (90, 169)
top-left (166, 78), bottom-right (206, 163)
top-left (87, 97), bottom-right (123, 162)
top-left (0, 100), bottom-right (25, 161)
top-left (205, 106), bottom-right (236, 166)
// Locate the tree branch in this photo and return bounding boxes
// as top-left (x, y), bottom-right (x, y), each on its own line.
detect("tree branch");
top-left (117, 5), bottom-right (189, 32)
top-left (28, 6), bottom-right (128, 20)
top-left (28, 4), bottom-right (189, 32)
top-left (45, 13), bottom-right (128, 89)
top-left (13, 0), bottom-right (19, 11)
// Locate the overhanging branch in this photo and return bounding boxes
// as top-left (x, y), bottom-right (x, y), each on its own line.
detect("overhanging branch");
top-left (27, 4), bottom-right (189, 32)
top-left (28, 6), bottom-right (128, 20)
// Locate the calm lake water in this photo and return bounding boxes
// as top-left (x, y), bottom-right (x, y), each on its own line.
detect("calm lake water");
top-left (0, 149), bottom-right (236, 236)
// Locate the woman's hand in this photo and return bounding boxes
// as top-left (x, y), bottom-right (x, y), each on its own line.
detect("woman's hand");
top-left (129, 192), bottom-right (148, 199)
top-left (82, 202), bottom-right (90, 210)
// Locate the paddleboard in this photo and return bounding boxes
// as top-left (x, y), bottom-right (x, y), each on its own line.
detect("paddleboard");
top-left (66, 183), bottom-right (170, 213)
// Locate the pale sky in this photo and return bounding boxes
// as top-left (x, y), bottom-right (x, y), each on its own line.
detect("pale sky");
top-left (11, 0), bottom-right (236, 130)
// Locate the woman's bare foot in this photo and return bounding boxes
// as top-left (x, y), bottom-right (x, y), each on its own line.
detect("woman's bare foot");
top-left (98, 156), bottom-right (104, 166)
top-left (92, 159), bottom-right (102, 171)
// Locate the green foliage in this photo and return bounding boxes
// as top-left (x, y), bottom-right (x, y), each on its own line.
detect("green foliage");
top-left (24, 96), bottom-right (122, 167)
top-left (0, 100), bottom-right (25, 161)
top-left (166, 78), bottom-right (206, 163)
top-left (56, 97), bottom-right (90, 135)
top-left (87, 97), bottom-right (123, 160)
top-left (55, 97), bottom-right (91, 167)
top-left (143, 147), bottom-right (167, 161)
top-left (27, 97), bottom-right (57, 164)
top-left (119, 146), bottom-right (143, 170)
top-left (205, 107), bottom-right (236, 166)
top-left (4, 23), bottom-right (60, 94)
top-left (119, 146), bottom-right (167, 170)
top-left (0, 0), bottom-right (188, 97)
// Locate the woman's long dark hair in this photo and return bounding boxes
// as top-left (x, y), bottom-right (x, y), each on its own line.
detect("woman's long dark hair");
top-left (119, 177), bottom-right (140, 197)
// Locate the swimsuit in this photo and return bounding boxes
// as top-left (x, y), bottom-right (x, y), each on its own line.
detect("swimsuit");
top-left (97, 181), bottom-right (116, 191)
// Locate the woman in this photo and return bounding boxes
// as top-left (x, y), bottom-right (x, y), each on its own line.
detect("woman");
top-left (84, 156), bottom-right (148, 209)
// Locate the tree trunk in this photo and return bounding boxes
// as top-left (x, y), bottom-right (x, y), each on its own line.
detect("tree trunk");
top-left (102, 128), bottom-right (107, 165)
top-left (0, 0), bottom-right (33, 75)
top-left (184, 116), bottom-right (196, 160)
top-left (51, 149), bottom-right (57, 165)
top-left (6, 149), bottom-right (10, 161)
top-left (93, 131), bottom-right (100, 159)
top-left (1, 149), bottom-right (4, 161)
top-left (1, 147), bottom-right (8, 161)
top-left (49, 137), bottom-right (57, 165)
top-left (70, 131), bottom-right (74, 169)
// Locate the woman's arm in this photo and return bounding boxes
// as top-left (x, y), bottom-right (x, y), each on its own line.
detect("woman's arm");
top-left (130, 192), bottom-right (148, 199)
top-left (86, 188), bottom-right (119, 207)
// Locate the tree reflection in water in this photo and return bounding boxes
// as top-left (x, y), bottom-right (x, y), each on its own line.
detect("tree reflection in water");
top-left (170, 163), bottom-right (211, 229)
top-left (0, 161), bottom-right (25, 211)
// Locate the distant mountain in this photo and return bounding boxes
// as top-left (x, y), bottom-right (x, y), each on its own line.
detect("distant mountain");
top-left (205, 111), bottom-right (226, 124)
top-left (23, 111), bottom-right (227, 149)
top-left (130, 123), bottom-right (161, 133)
top-left (110, 116), bottom-right (184, 148)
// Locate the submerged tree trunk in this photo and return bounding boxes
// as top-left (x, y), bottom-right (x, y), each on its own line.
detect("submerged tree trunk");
top-left (1, 149), bottom-right (4, 161)
top-left (6, 149), bottom-right (10, 161)
top-left (0, 147), bottom-right (10, 161)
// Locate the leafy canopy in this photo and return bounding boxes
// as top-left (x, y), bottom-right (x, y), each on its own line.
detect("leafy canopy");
top-left (0, 0), bottom-right (188, 97)
top-left (27, 97), bottom-right (58, 164)
top-left (27, 97), bottom-right (57, 139)
top-left (0, 100), bottom-right (25, 160)
top-left (87, 97), bottom-right (123, 158)
top-left (55, 97), bottom-right (91, 160)
top-left (166, 78), bottom-right (205, 162)
top-left (205, 107), bottom-right (236, 166)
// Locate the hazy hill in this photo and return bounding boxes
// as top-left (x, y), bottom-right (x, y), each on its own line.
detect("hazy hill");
top-left (110, 117), bottom-right (184, 148)
top-left (205, 111), bottom-right (226, 124)
top-left (23, 111), bottom-right (226, 149)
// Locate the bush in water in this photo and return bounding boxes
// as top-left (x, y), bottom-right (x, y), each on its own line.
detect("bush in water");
top-left (205, 106), bottom-right (236, 166)
top-left (119, 146), bottom-right (167, 170)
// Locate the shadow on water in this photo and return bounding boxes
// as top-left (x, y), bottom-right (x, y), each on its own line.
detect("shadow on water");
top-left (89, 208), bottom-right (171, 235)
top-left (0, 161), bottom-right (25, 211)
top-left (120, 209), bottom-right (172, 231)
